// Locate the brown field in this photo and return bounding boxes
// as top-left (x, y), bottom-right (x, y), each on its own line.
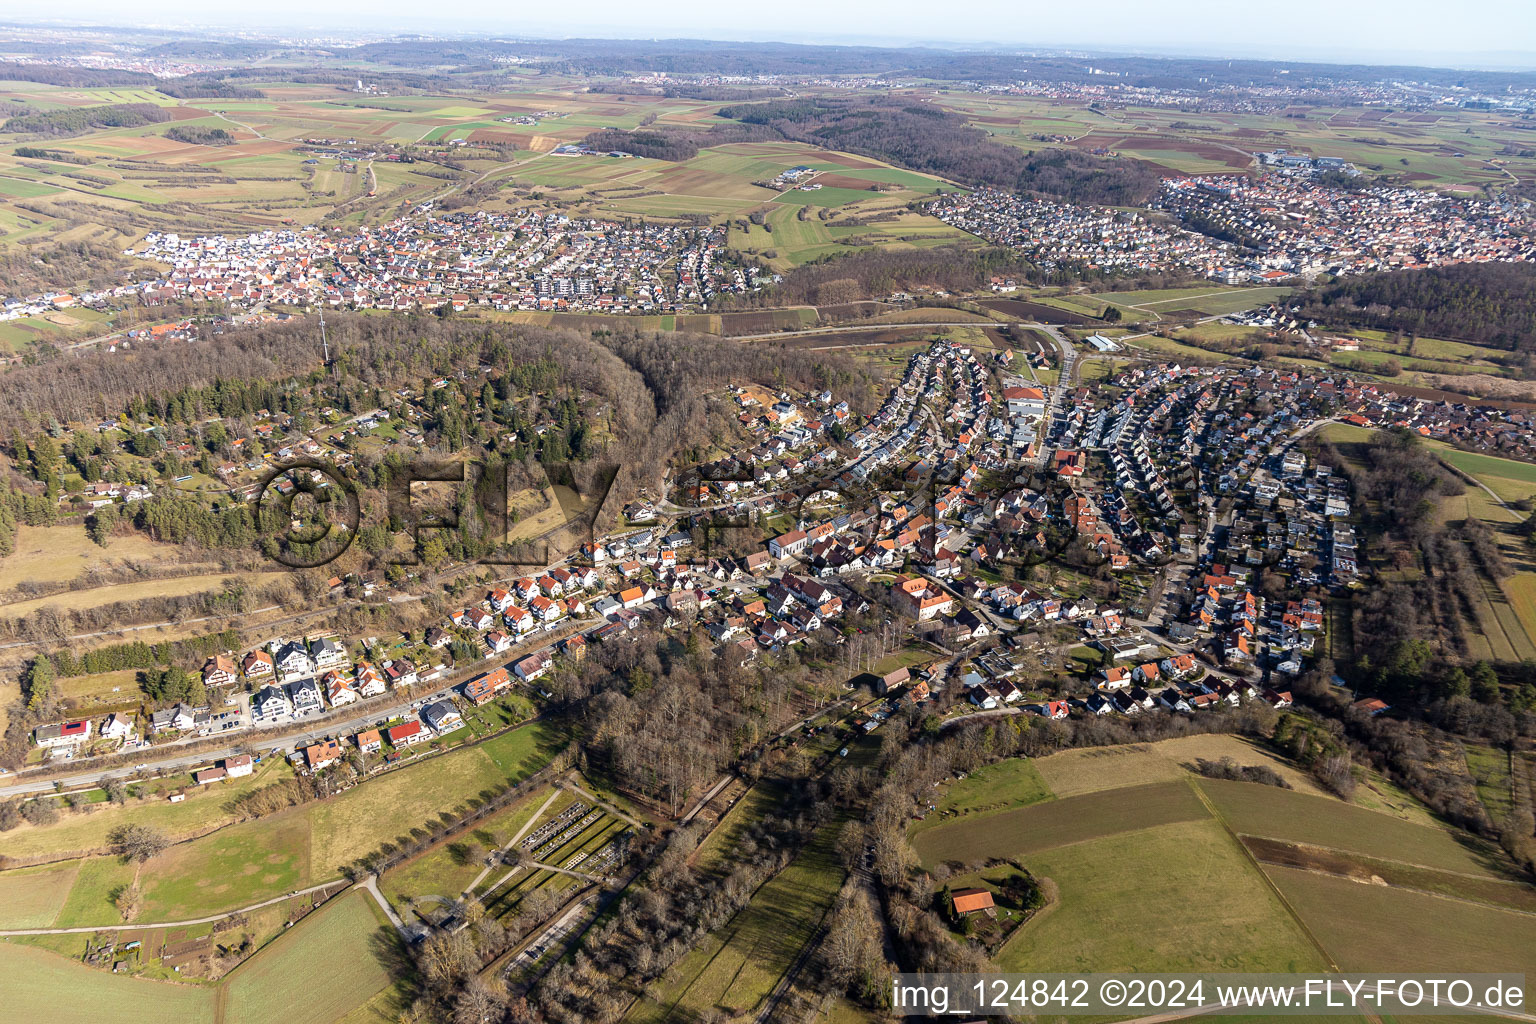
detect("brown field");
top-left (978, 298), bottom-right (1101, 325)
top-left (910, 780), bottom-right (1210, 867)
top-left (0, 572), bottom-right (237, 617)
top-left (0, 524), bottom-right (184, 593)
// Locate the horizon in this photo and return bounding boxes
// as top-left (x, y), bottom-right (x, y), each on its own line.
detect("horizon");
top-left (5, 5), bottom-right (1536, 73)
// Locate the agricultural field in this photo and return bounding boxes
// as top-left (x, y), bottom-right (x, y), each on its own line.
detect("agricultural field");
top-left (220, 891), bottom-right (397, 1024)
top-left (912, 780), bottom-right (1209, 867)
top-left (935, 93), bottom-right (1536, 192)
top-left (908, 736), bottom-right (1533, 980)
top-left (994, 819), bottom-right (1326, 973)
top-left (1198, 777), bottom-right (1509, 876)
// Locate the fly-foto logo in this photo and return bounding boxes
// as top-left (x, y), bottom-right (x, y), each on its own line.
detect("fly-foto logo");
top-left (253, 457), bottom-right (617, 569)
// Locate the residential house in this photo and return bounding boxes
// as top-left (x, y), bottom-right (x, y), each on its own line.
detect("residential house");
top-left (202, 654), bottom-right (238, 688)
top-left (422, 700), bottom-right (463, 734)
top-left (465, 667), bottom-right (512, 705)
top-left (288, 678), bottom-right (324, 715)
top-left (242, 649), bottom-right (274, 680)
top-left (34, 720), bottom-right (92, 750)
top-left (253, 684), bottom-right (292, 719)
top-left (386, 720), bottom-right (428, 747)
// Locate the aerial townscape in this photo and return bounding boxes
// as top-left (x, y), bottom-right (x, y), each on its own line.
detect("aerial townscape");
top-left (1, 11), bottom-right (1535, 1024)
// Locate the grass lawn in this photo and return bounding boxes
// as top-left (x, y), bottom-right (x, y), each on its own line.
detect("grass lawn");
top-left (996, 819), bottom-right (1326, 973)
top-left (909, 758), bottom-right (1053, 836)
top-left (221, 890), bottom-right (398, 1024)
top-left (911, 780), bottom-right (1210, 869)
top-left (1200, 777), bottom-right (1512, 877)
top-left (0, 939), bottom-right (216, 1024)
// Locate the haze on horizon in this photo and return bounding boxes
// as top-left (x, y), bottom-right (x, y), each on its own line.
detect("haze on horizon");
top-left (17, 0), bottom-right (1536, 71)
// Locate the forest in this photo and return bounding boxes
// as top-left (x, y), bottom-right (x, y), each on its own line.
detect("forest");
top-left (716, 96), bottom-right (1163, 204)
top-left (0, 62), bottom-right (155, 87)
top-left (163, 125), bottom-right (236, 146)
top-left (153, 77), bottom-right (266, 100)
top-left (0, 239), bottom-right (136, 297)
top-left (1296, 262), bottom-right (1536, 352)
top-left (0, 102), bottom-right (173, 137)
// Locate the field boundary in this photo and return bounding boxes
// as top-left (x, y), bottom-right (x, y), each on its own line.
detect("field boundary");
top-left (1188, 778), bottom-right (1340, 972)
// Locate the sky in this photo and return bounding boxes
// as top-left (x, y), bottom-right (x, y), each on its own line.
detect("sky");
top-left (20, 0), bottom-right (1536, 70)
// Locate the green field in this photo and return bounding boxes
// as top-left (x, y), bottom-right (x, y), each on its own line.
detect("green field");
top-left (1428, 442), bottom-right (1536, 501)
top-left (908, 738), bottom-right (1533, 986)
top-left (0, 757), bottom-right (297, 861)
top-left (995, 819), bottom-right (1326, 973)
top-left (0, 887), bottom-right (397, 1024)
top-left (1199, 777), bottom-right (1509, 876)
top-left (1087, 285), bottom-right (1293, 316)
top-left (909, 758), bottom-right (1053, 835)
top-left (1, 720), bottom-right (567, 927)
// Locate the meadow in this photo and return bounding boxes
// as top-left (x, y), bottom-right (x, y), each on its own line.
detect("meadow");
top-left (0, 757), bottom-right (296, 862)
top-left (0, 939), bottom-right (216, 1024)
top-left (994, 819), bottom-right (1326, 973)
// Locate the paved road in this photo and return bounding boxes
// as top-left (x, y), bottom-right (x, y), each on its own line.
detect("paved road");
top-left (360, 875), bottom-right (408, 936)
top-left (0, 620), bottom-right (593, 797)
top-left (462, 787), bottom-right (562, 896)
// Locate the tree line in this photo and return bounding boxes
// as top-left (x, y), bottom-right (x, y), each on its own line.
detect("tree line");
top-left (716, 96), bottom-right (1164, 205)
top-left (1295, 263), bottom-right (1536, 352)
top-left (2, 102), bottom-right (173, 138)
